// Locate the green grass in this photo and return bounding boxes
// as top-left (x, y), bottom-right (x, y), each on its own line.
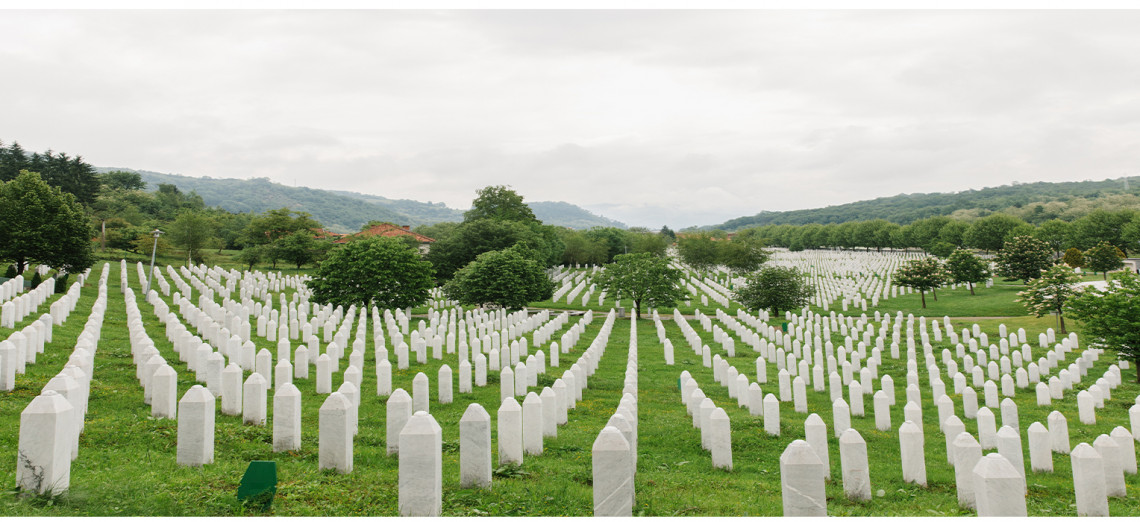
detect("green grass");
top-left (1, 261), bottom-right (1139, 516)
top-left (865, 282), bottom-right (1032, 318)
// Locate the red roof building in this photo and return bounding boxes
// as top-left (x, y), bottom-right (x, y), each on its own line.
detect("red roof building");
top-left (336, 223), bottom-right (436, 252)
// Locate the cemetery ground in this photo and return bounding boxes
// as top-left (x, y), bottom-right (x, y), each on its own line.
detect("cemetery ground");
top-left (2, 261), bottom-right (1140, 516)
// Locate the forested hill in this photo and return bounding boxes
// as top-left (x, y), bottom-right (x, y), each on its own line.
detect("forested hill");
top-left (707, 177), bottom-right (1140, 231)
top-left (99, 168), bottom-right (625, 233)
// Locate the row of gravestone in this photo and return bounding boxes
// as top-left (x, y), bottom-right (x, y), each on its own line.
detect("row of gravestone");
top-left (590, 317), bottom-right (640, 516)
top-left (14, 264), bottom-right (109, 496)
top-left (168, 311), bottom-right (621, 514)
top-left (668, 308), bottom-right (1140, 517)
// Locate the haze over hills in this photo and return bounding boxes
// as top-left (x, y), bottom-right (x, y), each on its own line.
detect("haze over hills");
top-left (96, 168), bottom-right (627, 233)
top-left (703, 176), bottom-right (1140, 231)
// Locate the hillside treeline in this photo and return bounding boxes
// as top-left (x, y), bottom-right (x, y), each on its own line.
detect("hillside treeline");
top-left (740, 211), bottom-right (1139, 257)
top-left (714, 177), bottom-right (1140, 231)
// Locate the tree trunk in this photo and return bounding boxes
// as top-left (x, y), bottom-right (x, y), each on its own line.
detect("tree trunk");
top-left (920, 291), bottom-right (927, 308)
top-left (968, 282), bottom-right (975, 295)
top-left (932, 287), bottom-right (938, 301)
top-left (1058, 314), bottom-right (1067, 335)
top-left (634, 299), bottom-right (641, 320)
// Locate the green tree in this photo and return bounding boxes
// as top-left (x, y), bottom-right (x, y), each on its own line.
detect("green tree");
top-left (1017, 264), bottom-right (1081, 334)
top-left (1067, 209), bottom-right (1136, 254)
top-left (168, 210), bottom-right (217, 264)
top-left (307, 237), bottom-right (433, 309)
top-left (908, 216), bottom-right (951, 253)
top-left (1035, 219), bottom-right (1072, 259)
top-left (894, 257), bottom-right (946, 308)
top-left (945, 249), bottom-right (990, 295)
top-left (275, 231), bottom-right (328, 269)
top-left (584, 227), bottom-right (631, 263)
top-left (628, 229), bottom-right (668, 257)
top-left (1122, 218), bottom-right (1140, 253)
top-left (0, 171), bottom-right (94, 274)
top-left (928, 241), bottom-right (958, 258)
top-left (237, 244), bottom-right (264, 270)
top-left (594, 252), bottom-right (687, 318)
top-left (443, 245), bottom-right (553, 310)
top-left (937, 220), bottom-right (970, 250)
top-left (1084, 241), bottom-right (1124, 280)
top-left (1062, 247), bottom-right (1084, 268)
top-left (995, 235), bottom-right (1053, 283)
top-left (463, 185), bottom-right (538, 224)
top-left (413, 221), bottom-right (461, 244)
top-left (733, 266), bottom-right (812, 316)
top-left (559, 231), bottom-right (609, 266)
top-left (1066, 271), bottom-right (1140, 382)
top-left (243, 208), bottom-right (321, 246)
top-left (676, 234), bottom-right (721, 272)
top-left (99, 170), bottom-right (146, 191)
top-left (659, 225), bottom-right (677, 243)
top-left (718, 237), bottom-right (770, 274)
top-left (964, 214), bottom-right (1027, 253)
top-left (427, 219), bottom-right (549, 280)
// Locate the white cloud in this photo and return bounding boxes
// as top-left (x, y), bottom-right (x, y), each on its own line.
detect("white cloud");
top-left (4, 10), bottom-right (1140, 229)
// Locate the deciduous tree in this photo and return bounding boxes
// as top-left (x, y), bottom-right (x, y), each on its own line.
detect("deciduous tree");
top-left (463, 185), bottom-right (538, 223)
top-left (167, 210), bottom-right (217, 264)
top-left (443, 245), bottom-right (553, 310)
top-left (594, 252), bottom-right (687, 318)
top-left (1066, 271), bottom-right (1140, 382)
top-left (1017, 265), bottom-right (1081, 334)
top-left (893, 257), bottom-right (946, 308)
top-left (945, 249), bottom-right (990, 295)
top-left (995, 235), bottom-right (1053, 283)
top-left (733, 266), bottom-right (812, 316)
top-left (307, 237), bottom-right (434, 309)
top-left (1084, 241), bottom-right (1124, 280)
top-left (0, 171), bottom-right (94, 274)
top-left (1062, 247), bottom-right (1084, 268)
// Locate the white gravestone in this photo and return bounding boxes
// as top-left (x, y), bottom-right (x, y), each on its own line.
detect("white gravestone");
top-left (318, 392), bottom-right (353, 473)
top-left (176, 385), bottom-right (215, 467)
top-left (272, 383), bottom-right (302, 452)
top-left (460, 403), bottom-right (492, 489)
top-left (839, 428), bottom-right (870, 500)
top-left (780, 439), bottom-right (827, 516)
top-left (398, 411), bottom-right (443, 516)
top-left (972, 454), bottom-right (1027, 516)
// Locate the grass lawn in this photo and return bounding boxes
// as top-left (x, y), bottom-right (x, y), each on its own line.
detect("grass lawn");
top-left (1, 261), bottom-right (1138, 516)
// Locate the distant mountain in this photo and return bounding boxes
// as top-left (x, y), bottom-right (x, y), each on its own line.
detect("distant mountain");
top-left (328, 190), bottom-right (467, 224)
top-left (330, 190), bottom-right (626, 229)
top-left (530, 201), bottom-right (626, 229)
top-left (705, 177), bottom-right (1140, 231)
top-left (98, 168), bottom-right (626, 232)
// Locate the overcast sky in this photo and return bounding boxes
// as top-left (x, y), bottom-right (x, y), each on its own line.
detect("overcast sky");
top-left (3, 9), bottom-right (1139, 229)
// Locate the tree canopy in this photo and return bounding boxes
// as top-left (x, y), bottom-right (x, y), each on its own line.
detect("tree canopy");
top-left (733, 266), bottom-right (812, 316)
top-left (443, 245), bottom-right (553, 310)
top-left (893, 257), bottom-right (946, 308)
top-left (995, 235), bottom-right (1053, 283)
top-left (944, 248), bottom-right (990, 295)
top-left (167, 210), bottom-right (218, 264)
top-left (463, 185), bottom-right (538, 224)
top-left (0, 171), bottom-right (94, 273)
top-left (307, 237), bottom-right (434, 310)
top-left (1084, 241), bottom-right (1124, 280)
top-left (1066, 271), bottom-right (1140, 382)
top-left (593, 252), bottom-right (687, 318)
top-left (1017, 264), bottom-right (1081, 334)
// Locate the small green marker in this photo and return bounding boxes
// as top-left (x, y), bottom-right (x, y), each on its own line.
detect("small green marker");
top-left (237, 461), bottom-right (277, 512)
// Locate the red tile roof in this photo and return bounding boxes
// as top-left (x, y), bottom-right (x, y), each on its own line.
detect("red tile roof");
top-left (335, 223), bottom-right (435, 244)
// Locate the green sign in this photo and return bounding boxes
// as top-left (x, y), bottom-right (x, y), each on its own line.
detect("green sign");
top-left (237, 461), bottom-right (277, 511)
